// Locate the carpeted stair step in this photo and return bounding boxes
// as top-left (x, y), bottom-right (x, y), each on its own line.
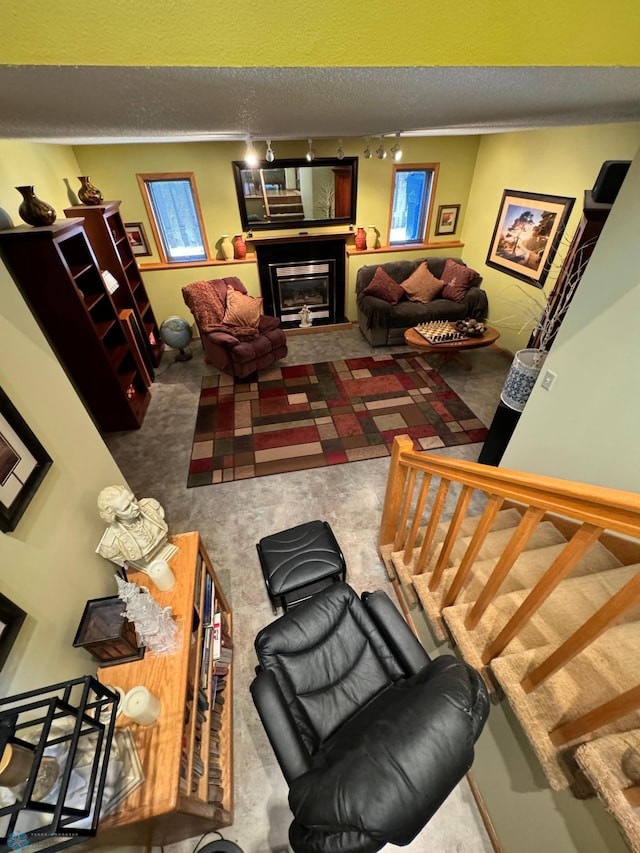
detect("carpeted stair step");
top-left (411, 522), bottom-right (568, 640)
top-left (575, 729), bottom-right (640, 853)
top-left (491, 621), bottom-right (640, 794)
top-left (391, 507), bottom-right (524, 588)
top-left (443, 562), bottom-right (639, 678)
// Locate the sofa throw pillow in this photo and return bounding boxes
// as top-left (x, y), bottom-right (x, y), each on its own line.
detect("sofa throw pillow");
top-left (181, 280), bottom-right (225, 333)
top-left (362, 267), bottom-right (405, 304)
top-left (222, 285), bottom-right (263, 329)
top-left (400, 262), bottom-right (445, 303)
top-left (440, 259), bottom-right (479, 303)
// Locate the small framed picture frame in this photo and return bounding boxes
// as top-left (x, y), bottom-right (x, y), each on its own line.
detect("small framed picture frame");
top-left (0, 594), bottom-right (27, 672)
top-left (0, 388), bottom-right (52, 533)
top-left (124, 222), bottom-right (152, 257)
top-left (435, 204), bottom-right (460, 236)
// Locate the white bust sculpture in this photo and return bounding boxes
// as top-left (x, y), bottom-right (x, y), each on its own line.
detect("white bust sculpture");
top-left (96, 485), bottom-right (178, 571)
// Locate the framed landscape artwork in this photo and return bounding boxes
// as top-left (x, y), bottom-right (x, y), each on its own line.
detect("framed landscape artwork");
top-left (435, 204), bottom-right (460, 236)
top-left (0, 388), bottom-right (52, 533)
top-left (124, 222), bottom-right (152, 257)
top-left (0, 594), bottom-right (26, 671)
top-left (486, 190), bottom-right (575, 287)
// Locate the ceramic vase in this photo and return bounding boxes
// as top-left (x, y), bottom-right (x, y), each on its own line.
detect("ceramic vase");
top-left (77, 176), bottom-right (104, 205)
top-left (366, 226), bottom-right (377, 250)
top-left (355, 226), bottom-right (366, 251)
top-left (233, 234), bottom-right (247, 260)
top-left (500, 348), bottom-right (547, 412)
top-left (220, 235), bottom-right (234, 261)
top-left (15, 186), bottom-right (56, 226)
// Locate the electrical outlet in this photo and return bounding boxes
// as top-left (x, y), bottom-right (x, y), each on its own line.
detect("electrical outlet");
top-left (541, 369), bottom-right (557, 391)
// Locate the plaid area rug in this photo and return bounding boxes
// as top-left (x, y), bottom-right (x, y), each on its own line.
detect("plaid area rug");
top-left (187, 354), bottom-right (488, 487)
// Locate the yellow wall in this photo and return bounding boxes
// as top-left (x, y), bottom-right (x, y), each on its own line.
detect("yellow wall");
top-left (74, 135), bottom-right (481, 324)
top-left (0, 142), bottom-right (129, 696)
top-left (460, 122), bottom-right (640, 354)
top-left (1, 0), bottom-right (638, 64)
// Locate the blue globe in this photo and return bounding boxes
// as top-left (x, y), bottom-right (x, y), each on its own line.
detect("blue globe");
top-left (160, 316), bottom-right (192, 350)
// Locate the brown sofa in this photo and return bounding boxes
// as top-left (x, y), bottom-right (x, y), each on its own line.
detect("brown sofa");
top-left (356, 256), bottom-right (488, 346)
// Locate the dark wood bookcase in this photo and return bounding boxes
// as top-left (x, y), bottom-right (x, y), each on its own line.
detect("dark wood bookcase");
top-left (64, 201), bottom-right (163, 367)
top-left (0, 219), bottom-right (151, 432)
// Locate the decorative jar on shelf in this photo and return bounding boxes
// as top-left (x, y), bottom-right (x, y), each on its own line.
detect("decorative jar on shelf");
top-left (366, 225), bottom-right (378, 250)
top-left (233, 234), bottom-right (247, 260)
top-left (220, 235), bottom-right (234, 261)
top-left (77, 176), bottom-right (104, 205)
top-left (15, 186), bottom-right (56, 226)
top-left (355, 226), bottom-right (366, 251)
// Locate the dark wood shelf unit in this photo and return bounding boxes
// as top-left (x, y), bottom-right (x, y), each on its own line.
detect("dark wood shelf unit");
top-left (0, 219), bottom-right (151, 432)
top-left (64, 201), bottom-right (164, 367)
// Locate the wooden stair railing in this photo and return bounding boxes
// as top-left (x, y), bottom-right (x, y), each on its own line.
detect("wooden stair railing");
top-left (379, 436), bottom-right (640, 725)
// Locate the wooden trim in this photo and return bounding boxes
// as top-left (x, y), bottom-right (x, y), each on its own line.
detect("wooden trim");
top-left (347, 240), bottom-right (465, 255)
top-left (378, 435), bottom-right (414, 547)
top-left (140, 256), bottom-right (256, 271)
top-left (466, 771), bottom-right (505, 853)
top-left (136, 171), bottom-right (213, 264)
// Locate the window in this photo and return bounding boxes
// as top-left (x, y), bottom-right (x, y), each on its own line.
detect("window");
top-left (137, 172), bottom-right (210, 264)
top-left (388, 164), bottom-right (438, 246)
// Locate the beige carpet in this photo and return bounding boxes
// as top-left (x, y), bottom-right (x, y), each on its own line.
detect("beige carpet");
top-left (576, 729), bottom-right (640, 852)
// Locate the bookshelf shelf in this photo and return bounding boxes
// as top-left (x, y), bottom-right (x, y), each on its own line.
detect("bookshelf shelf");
top-left (97, 531), bottom-right (233, 846)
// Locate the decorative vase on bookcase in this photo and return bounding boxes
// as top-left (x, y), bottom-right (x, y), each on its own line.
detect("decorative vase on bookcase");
top-left (355, 226), bottom-right (366, 251)
top-left (233, 234), bottom-right (246, 260)
top-left (77, 176), bottom-right (104, 205)
top-left (220, 235), bottom-right (234, 261)
top-left (366, 226), bottom-right (378, 250)
top-left (15, 186), bottom-right (56, 226)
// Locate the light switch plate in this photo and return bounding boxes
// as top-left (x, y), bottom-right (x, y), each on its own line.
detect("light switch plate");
top-left (541, 369), bottom-right (557, 391)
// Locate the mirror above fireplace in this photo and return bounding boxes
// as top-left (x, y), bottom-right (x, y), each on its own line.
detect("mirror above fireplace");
top-left (232, 157), bottom-right (358, 232)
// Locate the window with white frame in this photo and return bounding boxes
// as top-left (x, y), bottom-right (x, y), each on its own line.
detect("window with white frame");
top-left (137, 172), bottom-right (210, 263)
top-left (388, 164), bottom-right (438, 246)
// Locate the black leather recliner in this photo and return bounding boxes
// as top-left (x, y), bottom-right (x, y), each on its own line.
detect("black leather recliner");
top-left (250, 582), bottom-right (489, 853)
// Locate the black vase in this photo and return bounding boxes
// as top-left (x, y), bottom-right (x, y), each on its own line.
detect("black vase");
top-left (16, 186), bottom-right (56, 227)
top-left (77, 176), bottom-right (104, 205)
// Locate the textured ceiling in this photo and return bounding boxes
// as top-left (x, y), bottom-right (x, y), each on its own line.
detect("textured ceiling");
top-left (2, 66), bottom-right (640, 144)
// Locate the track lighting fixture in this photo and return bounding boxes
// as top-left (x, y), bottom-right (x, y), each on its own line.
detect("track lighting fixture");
top-left (306, 139), bottom-right (315, 162)
top-left (336, 139), bottom-right (345, 160)
top-left (390, 133), bottom-right (403, 162)
top-left (375, 140), bottom-right (387, 160)
top-left (363, 138), bottom-right (371, 159)
top-left (244, 136), bottom-right (258, 168)
top-left (265, 139), bottom-right (275, 163)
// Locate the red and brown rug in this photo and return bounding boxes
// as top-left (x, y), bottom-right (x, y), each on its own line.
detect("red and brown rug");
top-left (187, 353), bottom-right (488, 487)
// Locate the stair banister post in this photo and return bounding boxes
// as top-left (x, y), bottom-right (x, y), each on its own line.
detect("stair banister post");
top-left (379, 435), bottom-right (414, 549)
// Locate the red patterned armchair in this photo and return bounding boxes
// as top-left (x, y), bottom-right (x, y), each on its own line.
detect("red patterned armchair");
top-left (182, 277), bottom-right (288, 379)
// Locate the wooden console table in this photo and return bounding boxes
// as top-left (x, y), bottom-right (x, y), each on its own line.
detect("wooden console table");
top-left (96, 532), bottom-right (233, 847)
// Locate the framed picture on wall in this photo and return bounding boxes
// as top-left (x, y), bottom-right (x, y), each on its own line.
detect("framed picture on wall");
top-left (124, 222), bottom-right (152, 257)
top-left (486, 189), bottom-right (575, 287)
top-left (0, 387), bottom-right (52, 533)
top-left (0, 594), bottom-right (27, 672)
top-left (434, 204), bottom-right (460, 236)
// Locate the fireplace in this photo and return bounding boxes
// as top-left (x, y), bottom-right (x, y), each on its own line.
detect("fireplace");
top-left (255, 237), bottom-right (348, 328)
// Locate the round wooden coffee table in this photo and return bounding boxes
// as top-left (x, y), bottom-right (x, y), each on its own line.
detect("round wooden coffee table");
top-left (404, 324), bottom-right (500, 371)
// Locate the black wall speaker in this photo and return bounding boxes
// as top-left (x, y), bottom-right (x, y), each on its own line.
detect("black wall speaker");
top-left (591, 160), bottom-right (631, 204)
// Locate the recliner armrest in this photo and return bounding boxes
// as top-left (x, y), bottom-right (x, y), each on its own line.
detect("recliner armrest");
top-left (363, 590), bottom-right (431, 676)
top-left (250, 669), bottom-right (312, 784)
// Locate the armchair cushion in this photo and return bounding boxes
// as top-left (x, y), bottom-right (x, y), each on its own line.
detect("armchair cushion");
top-left (222, 284), bottom-right (263, 334)
top-left (362, 266), bottom-right (405, 304)
top-left (440, 258), bottom-right (480, 302)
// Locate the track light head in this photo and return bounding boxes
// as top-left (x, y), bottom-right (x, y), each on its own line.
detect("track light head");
top-left (265, 139), bottom-right (275, 163)
top-left (336, 139), bottom-right (345, 160)
top-left (363, 138), bottom-right (371, 159)
top-left (375, 142), bottom-right (387, 160)
top-left (245, 136), bottom-right (258, 168)
top-left (306, 139), bottom-right (315, 162)
top-left (390, 133), bottom-right (403, 162)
